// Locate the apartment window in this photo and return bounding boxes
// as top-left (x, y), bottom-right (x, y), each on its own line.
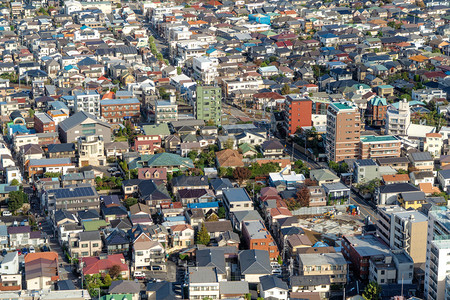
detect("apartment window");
top-left (81, 243), bottom-right (88, 248)
top-left (92, 243), bottom-right (99, 247)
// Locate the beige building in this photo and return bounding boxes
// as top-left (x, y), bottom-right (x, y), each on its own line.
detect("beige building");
top-left (359, 135), bottom-right (401, 159)
top-left (376, 206), bottom-right (428, 264)
top-left (77, 135), bottom-right (106, 167)
top-left (424, 133), bottom-right (443, 158)
top-left (68, 231), bottom-right (102, 258)
top-left (297, 252), bottom-right (348, 285)
top-left (326, 102), bottom-right (361, 162)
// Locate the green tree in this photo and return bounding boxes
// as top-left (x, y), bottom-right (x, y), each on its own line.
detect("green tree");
top-left (217, 206), bottom-right (226, 219)
top-left (124, 197), bottom-right (138, 209)
top-left (281, 83), bottom-right (291, 95)
top-left (10, 179), bottom-right (20, 186)
top-left (397, 169), bottom-right (408, 174)
top-left (44, 172), bottom-right (61, 178)
top-left (196, 223), bottom-right (210, 245)
top-left (223, 138), bottom-right (235, 150)
top-left (187, 150), bottom-right (198, 162)
top-left (103, 274), bottom-right (112, 286)
top-left (400, 94), bottom-right (411, 101)
top-left (28, 108), bottom-right (35, 117)
top-left (177, 66), bottom-right (182, 75)
top-left (8, 190), bottom-right (28, 213)
top-left (363, 281), bottom-right (381, 300)
top-left (277, 255), bottom-right (283, 265)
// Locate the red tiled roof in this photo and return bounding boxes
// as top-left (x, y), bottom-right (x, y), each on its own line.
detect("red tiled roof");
top-left (83, 254), bottom-right (128, 275)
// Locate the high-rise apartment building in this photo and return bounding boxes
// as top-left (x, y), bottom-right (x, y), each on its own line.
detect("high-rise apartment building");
top-left (325, 102), bottom-right (360, 162)
top-left (385, 99), bottom-right (410, 136)
top-left (424, 209), bottom-right (450, 300)
top-left (196, 85), bottom-right (222, 125)
top-left (377, 205), bottom-right (428, 264)
top-left (74, 90), bottom-right (101, 118)
top-left (283, 94), bottom-right (312, 136)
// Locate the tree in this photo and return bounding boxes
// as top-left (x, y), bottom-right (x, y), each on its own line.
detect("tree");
top-left (206, 214), bottom-right (218, 222)
top-left (296, 187), bottom-right (310, 207)
top-left (362, 281), bottom-right (381, 300)
top-left (400, 94), bottom-right (411, 101)
top-left (124, 197), bottom-right (138, 209)
top-left (397, 169), bottom-right (408, 174)
top-left (223, 138), bottom-right (235, 150)
top-left (108, 265), bottom-right (122, 279)
top-left (177, 66), bottom-right (182, 75)
top-left (10, 179), bottom-right (20, 186)
top-left (28, 108), bottom-right (35, 117)
top-left (196, 223), bottom-right (210, 245)
top-left (103, 274), bottom-right (112, 286)
top-left (233, 167), bottom-right (251, 184)
top-left (281, 83), bottom-right (291, 95)
top-left (218, 206), bottom-right (226, 219)
top-left (8, 190), bottom-right (28, 213)
top-left (187, 151), bottom-right (198, 162)
top-left (277, 255), bottom-right (283, 265)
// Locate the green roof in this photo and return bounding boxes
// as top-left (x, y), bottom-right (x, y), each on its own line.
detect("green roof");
top-left (331, 103), bottom-right (356, 111)
top-left (101, 295), bottom-right (132, 300)
top-left (370, 96), bottom-right (387, 106)
top-left (82, 220), bottom-right (108, 231)
top-left (239, 143), bottom-right (256, 154)
top-left (129, 153), bottom-right (194, 170)
top-left (310, 169), bottom-right (339, 182)
top-left (377, 85), bottom-right (394, 89)
top-left (142, 123), bottom-right (170, 136)
top-left (360, 135), bottom-right (398, 143)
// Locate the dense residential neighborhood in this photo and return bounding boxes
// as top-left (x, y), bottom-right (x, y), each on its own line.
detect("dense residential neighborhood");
top-left (0, 0), bottom-right (449, 299)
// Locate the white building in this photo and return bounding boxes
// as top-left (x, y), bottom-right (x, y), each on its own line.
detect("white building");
top-left (192, 57), bottom-right (219, 85)
top-left (77, 135), bottom-right (106, 167)
top-left (188, 267), bottom-right (220, 300)
top-left (155, 95), bottom-right (178, 124)
top-left (385, 99), bottom-right (410, 136)
top-left (423, 133), bottom-right (443, 158)
top-left (424, 209), bottom-right (450, 300)
top-left (74, 90), bottom-right (101, 117)
top-left (412, 89), bottom-right (447, 103)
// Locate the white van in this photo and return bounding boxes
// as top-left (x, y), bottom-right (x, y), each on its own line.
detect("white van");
top-left (2, 211), bottom-right (11, 217)
top-left (133, 271), bottom-right (145, 279)
top-left (29, 246), bottom-right (35, 253)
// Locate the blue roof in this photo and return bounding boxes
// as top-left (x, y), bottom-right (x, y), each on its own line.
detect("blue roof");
top-left (164, 216), bottom-right (185, 222)
top-left (313, 241), bottom-right (329, 247)
top-left (187, 201), bottom-right (219, 209)
top-left (319, 33), bottom-right (338, 39)
top-left (8, 124), bottom-right (33, 135)
top-left (223, 188), bottom-right (251, 202)
top-left (101, 98), bottom-right (140, 105)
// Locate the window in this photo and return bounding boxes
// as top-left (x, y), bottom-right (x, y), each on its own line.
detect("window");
top-left (81, 243), bottom-right (88, 248)
top-left (92, 243), bottom-right (99, 247)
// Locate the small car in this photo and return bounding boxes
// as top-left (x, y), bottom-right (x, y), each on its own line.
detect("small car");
top-left (2, 211), bottom-right (11, 217)
top-left (2, 249), bottom-right (7, 256)
top-left (29, 246), bottom-right (35, 253)
top-left (21, 248), bottom-right (28, 255)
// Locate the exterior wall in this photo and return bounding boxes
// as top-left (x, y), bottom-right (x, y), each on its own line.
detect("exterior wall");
top-left (326, 104), bottom-right (360, 162)
top-left (60, 123), bottom-right (112, 143)
top-left (69, 238), bottom-right (102, 258)
top-left (134, 135), bottom-right (162, 154)
top-left (284, 96), bottom-right (312, 135)
top-left (196, 86), bottom-right (222, 125)
top-left (101, 102), bottom-right (141, 124)
top-left (360, 141), bottom-right (401, 159)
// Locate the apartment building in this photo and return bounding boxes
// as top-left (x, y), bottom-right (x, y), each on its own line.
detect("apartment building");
top-left (222, 188), bottom-right (254, 213)
top-left (68, 231), bottom-right (102, 258)
top-left (385, 99), bottom-right (410, 136)
top-left (377, 206), bottom-right (427, 264)
top-left (242, 220), bottom-right (279, 260)
top-left (297, 252), bottom-right (348, 285)
top-left (155, 96), bottom-right (178, 124)
top-left (74, 90), bottom-right (101, 117)
top-left (77, 135), bottom-right (106, 167)
top-left (196, 85), bottom-right (222, 125)
top-left (408, 152), bottom-right (434, 172)
top-left (283, 94), bottom-right (312, 136)
top-left (45, 185), bottom-right (100, 213)
top-left (192, 57), bottom-right (219, 84)
top-left (100, 98), bottom-right (141, 124)
top-left (342, 235), bottom-right (390, 280)
top-left (424, 209), bottom-right (450, 300)
top-left (34, 113), bottom-right (55, 133)
top-left (366, 96), bottom-right (388, 127)
top-left (359, 135), bottom-right (401, 159)
top-left (134, 135), bottom-right (162, 154)
top-left (326, 102), bottom-right (360, 162)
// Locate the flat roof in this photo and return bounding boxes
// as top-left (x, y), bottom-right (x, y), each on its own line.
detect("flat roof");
top-left (344, 235), bottom-right (390, 257)
top-left (360, 135), bottom-right (398, 143)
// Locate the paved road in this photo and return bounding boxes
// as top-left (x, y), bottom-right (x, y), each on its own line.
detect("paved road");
top-left (282, 140), bottom-right (322, 170)
top-left (349, 190), bottom-right (378, 222)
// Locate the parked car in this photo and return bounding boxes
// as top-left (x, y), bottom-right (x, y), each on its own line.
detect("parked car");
top-left (1, 249), bottom-right (7, 256)
top-left (2, 211), bottom-right (11, 217)
top-left (29, 246), bottom-right (35, 253)
top-left (41, 245), bottom-right (49, 252)
top-left (152, 266), bottom-right (162, 271)
top-left (133, 271), bottom-right (145, 280)
top-left (21, 248), bottom-right (28, 255)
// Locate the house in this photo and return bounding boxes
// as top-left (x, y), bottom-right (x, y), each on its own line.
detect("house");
top-left (171, 175), bottom-right (209, 193)
top-left (58, 111), bottom-right (112, 143)
top-left (353, 159), bottom-right (379, 184)
top-left (298, 252), bottom-right (348, 287)
top-left (261, 140), bottom-right (285, 158)
top-left (398, 191), bottom-right (426, 210)
top-left (408, 152), bottom-right (434, 172)
top-left (222, 188), bottom-right (254, 212)
top-left (204, 221), bottom-right (233, 241)
top-left (170, 224), bottom-right (194, 250)
top-left (382, 174), bottom-right (410, 185)
top-left (131, 233), bottom-right (165, 271)
top-left (82, 254), bottom-right (129, 278)
top-left (0, 252), bottom-right (21, 291)
top-left (188, 267), bottom-right (220, 300)
top-left (309, 169), bottom-right (340, 185)
top-left (230, 210), bottom-right (263, 231)
top-left (177, 189), bottom-right (215, 205)
top-left (438, 169), bottom-right (450, 192)
top-left (259, 275), bottom-right (289, 300)
top-left (146, 281), bottom-right (175, 300)
top-left (322, 182), bottom-right (350, 203)
top-left (215, 149), bottom-right (244, 168)
top-left (24, 252), bottom-right (59, 291)
top-left (210, 178), bottom-right (233, 196)
top-left (377, 157), bottom-right (409, 171)
top-left (239, 249), bottom-right (272, 283)
top-left (219, 281), bottom-right (249, 299)
top-left (108, 281), bottom-right (140, 300)
top-left (409, 171), bottom-right (435, 185)
top-left (377, 183), bottom-right (420, 205)
top-left (291, 275), bottom-right (331, 298)
top-left (424, 133), bottom-right (443, 158)
top-left (68, 231), bottom-right (102, 259)
top-left (105, 229), bottom-right (130, 255)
